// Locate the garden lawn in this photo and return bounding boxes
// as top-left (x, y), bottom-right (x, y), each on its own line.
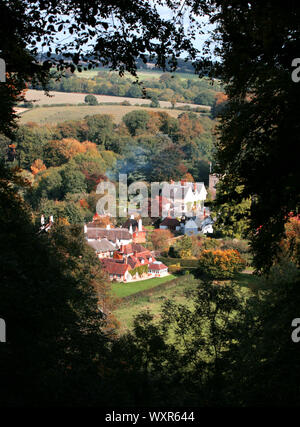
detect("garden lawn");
top-left (111, 274), bottom-right (176, 298)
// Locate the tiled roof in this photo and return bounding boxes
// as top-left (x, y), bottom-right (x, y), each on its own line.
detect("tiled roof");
top-left (87, 238), bottom-right (116, 252)
top-left (101, 259), bottom-right (129, 275)
top-left (86, 228), bottom-right (131, 242)
top-left (120, 243), bottom-right (149, 255)
top-left (148, 262), bottom-right (168, 271)
top-left (127, 256), bottom-right (140, 269)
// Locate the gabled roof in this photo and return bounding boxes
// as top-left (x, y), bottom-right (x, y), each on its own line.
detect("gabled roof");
top-left (163, 181), bottom-right (207, 202)
top-left (127, 256), bottom-right (141, 269)
top-left (148, 262), bottom-right (168, 271)
top-left (160, 217), bottom-right (180, 227)
top-left (120, 243), bottom-right (149, 255)
top-left (87, 238), bottom-right (116, 252)
top-left (86, 228), bottom-right (131, 242)
top-left (100, 259), bottom-right (130, 275)
top-left (200, 216), bottom-right (214, 228)
top-left (184, 219), bottom-right (198, 229)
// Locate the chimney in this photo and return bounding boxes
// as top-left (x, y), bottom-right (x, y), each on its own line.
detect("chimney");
top-left (130, 214), bottom-right (134, 220)
top-left (138, 218), bottom-right (142, 232)
top-left (129, 224), bottom-right (133, 234)
top-left (41, 215), bottom-right (45, 225)
top-left (84, 224), bottom-right (87, 234)
top-left (49, 215), bottom-right (53, 223)
top-left (106, 224), bottom-right (111, 230)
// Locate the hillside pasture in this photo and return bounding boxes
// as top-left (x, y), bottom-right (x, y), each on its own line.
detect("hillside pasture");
top-left (19, 104), bottom-right (200, 125)
top-left (23, 89), bottom-right (210, 110)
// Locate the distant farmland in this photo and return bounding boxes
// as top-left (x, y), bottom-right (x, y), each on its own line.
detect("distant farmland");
top-left (19, 104), bottom-right (197, 125)
top-left (23, 89), bottom-right (209, 110)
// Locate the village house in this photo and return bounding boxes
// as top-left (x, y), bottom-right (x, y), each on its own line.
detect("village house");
top-left (100, 258), bottom-right (132, 282)
top-left (148, 262), bottom-right (169, 276)
top-left (157, 179), bottom-right (213, 236)
top-left (122, 215), bottom-right (146, 243)
top-left (86, 238), bottom-right (116, 259)
top-left (100, 242), bottom-right (168, 282)
top-left (159, 217), bottom-right (181, 231)
top-left (84, 222), bottom-right (132, 246)
top-left (168, 179), bottom-right (207, 217)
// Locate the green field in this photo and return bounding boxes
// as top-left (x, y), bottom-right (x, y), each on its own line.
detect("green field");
top-left (112, 272), bottom-right (263, 333)
top-left (19, 104), bottom-right (189, 125)
top-left (113, 275), bottom-right (196, 334)
top-left (111, 274), bottom-right (176, 298)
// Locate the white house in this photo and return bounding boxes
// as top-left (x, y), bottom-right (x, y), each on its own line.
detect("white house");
top-left (181, 215), bottom-right (214, 235)
top-left (200, 216), bottom-right (214, 234)
top-left (148, 261), bottom-right (169, 276)
top-left (161, 180), bottom-right (207, 217)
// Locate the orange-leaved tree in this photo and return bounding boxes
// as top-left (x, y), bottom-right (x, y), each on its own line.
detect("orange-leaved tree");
top-left (151, 229), bottom-right (173, 251)
top-left (197, 249), bottom-right (246, 279)
top-left (30, 159), bottom-right (46, 176)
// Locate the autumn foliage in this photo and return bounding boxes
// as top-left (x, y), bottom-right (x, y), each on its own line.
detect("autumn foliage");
top-left (197, 249), bottom-right (246, 279)
top-left (45, 138), bottom-right (99, 166)
top-left (30, 159), bottom-right (46, 175)
top-left (215, 92), bottom-right (228, 105)
top-left (281, 214), bottom-right (300, 268)
top-left (151, 229), bottom-right (173, 251)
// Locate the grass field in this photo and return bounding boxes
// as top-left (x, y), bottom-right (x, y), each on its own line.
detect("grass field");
top-left (23, 89), bottom-right (208, 109)
top-left (111, 274), bottom-right (176, 299)
top-left (113, 275), bottom-right (196, 334)
top-left (112, 271), bottom-right (263, 334)
top-left (19, 104), bottom-right (195, 124)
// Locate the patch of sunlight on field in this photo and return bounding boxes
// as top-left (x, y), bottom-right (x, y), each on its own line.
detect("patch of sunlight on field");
top-left (111, 275), bottom-right (177, 298)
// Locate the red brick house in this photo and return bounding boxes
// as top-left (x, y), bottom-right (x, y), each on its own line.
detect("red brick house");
top-left (101, 243), bottom-right (168, 282)
top-left (122, 215), bottom-right (146, 243)
top-left (100, 258), bottom-right (132, 282)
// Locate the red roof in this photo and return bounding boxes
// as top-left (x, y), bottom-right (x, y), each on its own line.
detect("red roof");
top-left (148, 263), bottom-right (168, 271)
top-left (119, 243), bottom-right (149, 255)
top-left (101, 259), bottom-right (130, 275)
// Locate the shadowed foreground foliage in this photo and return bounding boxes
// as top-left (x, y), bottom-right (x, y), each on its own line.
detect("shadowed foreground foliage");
top-left (1, 167), bottom-right (300, 407)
